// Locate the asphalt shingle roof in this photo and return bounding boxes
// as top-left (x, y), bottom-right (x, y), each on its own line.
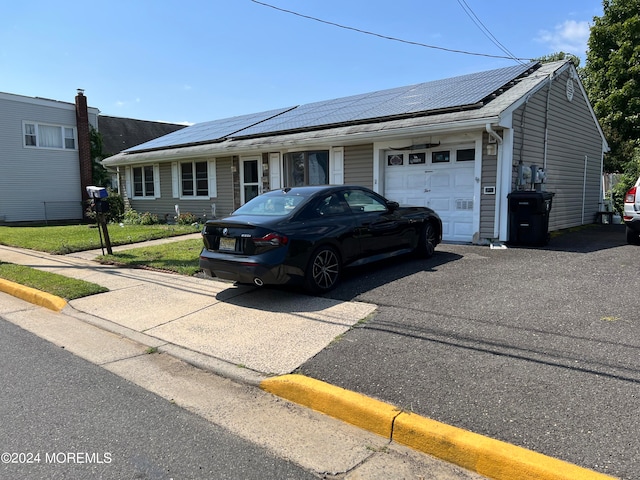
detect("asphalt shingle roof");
top-left (99, 116), bottom-right (187, 155)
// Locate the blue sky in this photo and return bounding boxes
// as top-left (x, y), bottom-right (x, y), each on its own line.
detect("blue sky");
top-left (1, 0), bottom-right (603, 125)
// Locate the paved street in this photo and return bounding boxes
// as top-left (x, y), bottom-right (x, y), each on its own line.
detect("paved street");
top-left (0, 318), bottom-right (317, 480)
top-left (303, 224), bottom-right (638, 479)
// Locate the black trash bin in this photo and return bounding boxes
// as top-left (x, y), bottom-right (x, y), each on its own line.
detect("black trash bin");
top-left (507, 191), bottom-right (554, 246)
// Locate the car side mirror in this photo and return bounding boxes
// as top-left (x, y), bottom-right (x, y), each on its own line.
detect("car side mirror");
top-left (386, 201), bottom-right (399, 210)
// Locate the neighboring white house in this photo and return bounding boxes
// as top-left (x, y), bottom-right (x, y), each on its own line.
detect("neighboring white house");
top-left (0, 90), bottom-right (99, 223)
top-left (0, 91), bottom-right (188, 224)
top-left (102, 60), bottom-right (608, 244)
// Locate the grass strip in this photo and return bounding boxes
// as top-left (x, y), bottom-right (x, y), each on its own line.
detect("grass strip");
top-left (97, 239), bottom-right (203, 276)
top-left (0, 224), bottom-right (200, 255)
top-left (0, 262), bottom-right (108, 300)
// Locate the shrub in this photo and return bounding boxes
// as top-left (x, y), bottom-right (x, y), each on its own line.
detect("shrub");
top-left (122, 210), bottom-right (161, 225)
top-left (106, 192), bottom-right (125, 223)
top-left (176, 212), bottom-right (199, 225)
top-left (140, 212), bottom-right (160, 225)
top-left (122, 209), bottom-right (142, 225)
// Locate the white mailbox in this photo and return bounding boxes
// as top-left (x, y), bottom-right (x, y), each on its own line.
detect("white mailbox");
top-left (86, 186), bottom-right (108, 199)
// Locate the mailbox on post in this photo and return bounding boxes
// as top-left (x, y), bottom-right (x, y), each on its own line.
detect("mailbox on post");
top-left (86, 186), bottom-right (112, 255)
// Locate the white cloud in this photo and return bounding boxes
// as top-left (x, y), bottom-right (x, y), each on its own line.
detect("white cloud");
top-left (115, 98), bottom-right (141, 108)
top-left (537, 19), bottom-right (590, 56)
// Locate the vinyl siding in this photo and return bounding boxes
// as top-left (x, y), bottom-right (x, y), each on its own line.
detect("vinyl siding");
top-left (479, 132), bottom-right (498, 239)
top-left (0, 96), bottom-right (84, 222)
top-left (127, 156), bottom-right (235, 221)
top-left (511, 68), bottom-right (603, 231)
top-left (344, 144), bottom-right (373, 188)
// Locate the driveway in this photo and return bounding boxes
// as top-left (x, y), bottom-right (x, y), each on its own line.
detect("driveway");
top-left (301, 224), bottom-right (638, 479)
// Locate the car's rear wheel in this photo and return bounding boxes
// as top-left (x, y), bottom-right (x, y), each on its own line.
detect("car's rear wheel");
top-left (626, 226), bottom-right (640, 245)
top-left (305, 246), bottom-right (341, 293)
top-left (416, 222), bottom-right (437, 258)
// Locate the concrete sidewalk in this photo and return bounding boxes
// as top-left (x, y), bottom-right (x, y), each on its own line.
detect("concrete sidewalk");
top-left (0, 238), bottom-right (617, 480)
top-left (0, 239), bottom-right (376, 377)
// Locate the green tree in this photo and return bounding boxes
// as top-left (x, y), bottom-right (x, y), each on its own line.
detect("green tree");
top-left (89, 125), bottom-right (111, 187)
top-left (583, 0), bottom-right (640, 173)
top-left (535, 51), bottom-right (581, 68)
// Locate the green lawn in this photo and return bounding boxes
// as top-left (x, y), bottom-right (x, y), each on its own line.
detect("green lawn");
top-left (97, 238), bottom-right (203, 276)
top-left (0, 225), bottom-right (205, 299)
top-left (0, 224), bottom-right (200, 254)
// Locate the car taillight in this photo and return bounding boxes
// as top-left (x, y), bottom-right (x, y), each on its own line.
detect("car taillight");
top-left (625, 186), bottom-right (637, 203)
top-left (252, 233), bottom-right (289, 247)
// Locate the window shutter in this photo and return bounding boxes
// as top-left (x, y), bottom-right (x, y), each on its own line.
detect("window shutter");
top-left (171, 162), bottom-right (179, 198)
top-left (331, 147), bottom-right (344, 185)
top-left (125, 166), bottom-right (132, 200)
top-left (269, 153), bottom-right (281, 189)
top-left (208, 160), bottom-right (217, 198)
top-left (153, 164), bottom-right (161, 198)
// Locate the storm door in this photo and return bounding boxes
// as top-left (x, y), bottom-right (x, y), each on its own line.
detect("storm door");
top-left (241, 157), bottom-right (262, 204)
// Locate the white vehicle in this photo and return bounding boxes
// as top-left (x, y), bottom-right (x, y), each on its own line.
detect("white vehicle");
top-left (623, 176), bottom-right (640, 244)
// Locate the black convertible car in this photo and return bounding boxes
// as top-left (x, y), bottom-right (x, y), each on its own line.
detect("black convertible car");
top-left (199, 185), bottom-right (442, 293)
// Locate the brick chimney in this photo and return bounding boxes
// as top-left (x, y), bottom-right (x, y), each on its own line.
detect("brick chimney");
top-left (75, 89), bottom-right (92, 206)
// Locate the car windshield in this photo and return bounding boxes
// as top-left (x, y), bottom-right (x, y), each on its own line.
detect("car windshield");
top-left (233, 192), bottom-right (307, 216)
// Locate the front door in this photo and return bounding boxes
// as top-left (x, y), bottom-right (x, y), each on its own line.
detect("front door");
top-left (241, 157), bottom-right (262, 204)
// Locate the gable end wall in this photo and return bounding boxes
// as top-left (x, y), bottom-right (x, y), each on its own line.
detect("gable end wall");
top-left (511, 68), bottom-right (603, 230)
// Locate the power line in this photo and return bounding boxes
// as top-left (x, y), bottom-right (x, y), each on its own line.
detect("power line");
top-left (250, 0), bottom-right (532, 62)
top-left (456, 0), bottom-right (524, 65)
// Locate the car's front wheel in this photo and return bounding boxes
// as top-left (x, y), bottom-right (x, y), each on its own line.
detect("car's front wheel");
top-left (305, 246), bottom-right (341, 293)
top-left (416, 222), bottom-right (437, 258)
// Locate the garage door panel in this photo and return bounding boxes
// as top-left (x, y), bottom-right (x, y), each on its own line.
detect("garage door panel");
top-left (454, 170), bottom-right (475, 188)
top-left (430, 174), bottom-right (451, 188)
top-left (386, 176), bottom-right (404, 190)
top-left (430, 197), bottom-right (451, 212)
top-left (407, 175), bottom-right (425, 189)
top-left (406, 197), bottom-right (427, 207)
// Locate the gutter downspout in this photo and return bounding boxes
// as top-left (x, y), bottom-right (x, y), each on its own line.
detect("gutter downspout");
top-left (542, 71), bottom-right (555, 171)
top-left (486, 124), bottom-right (503, 240)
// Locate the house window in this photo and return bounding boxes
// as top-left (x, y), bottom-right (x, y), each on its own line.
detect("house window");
top-left (283, 151), bottom-right (329, 187)
top-left (23, 122), bottom-right (76, 150)
top-left (457, 148), bottom-right (475, 161)
top-left (64, 128), bottom-right (75, 149)
top-left (432, 150), bottom-right (450, 163)
top-left (181, 161), bottom-right (209, 197)
top-left (132, 166), bottom-right (155, 197)
top-left (24, 124), bottom-right (36, 146)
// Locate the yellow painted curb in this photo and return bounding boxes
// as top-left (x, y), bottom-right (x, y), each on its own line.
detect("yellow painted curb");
top-left (261, 374), bottom-right (617, 480)
top-left (0, 278), bottom-right (67, 312)
top-left (260, 373), bottom-right (399, 438)
top-left (393, 413), bottom-right (617, 480)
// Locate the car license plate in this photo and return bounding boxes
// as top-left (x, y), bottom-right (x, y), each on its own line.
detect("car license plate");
top-left (218, 237), bottom-right (236, 251)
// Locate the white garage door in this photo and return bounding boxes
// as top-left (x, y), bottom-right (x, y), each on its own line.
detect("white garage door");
top-left (384, 151), bottom-right (475, 242)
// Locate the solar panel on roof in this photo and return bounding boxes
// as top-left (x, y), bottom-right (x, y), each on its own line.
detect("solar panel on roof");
top-left (125, 106), bottom-right (294, 152)
top-left (232, 63), bottom-right (535, 137)
top-left (125, 62), bottom-right (537, 152)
